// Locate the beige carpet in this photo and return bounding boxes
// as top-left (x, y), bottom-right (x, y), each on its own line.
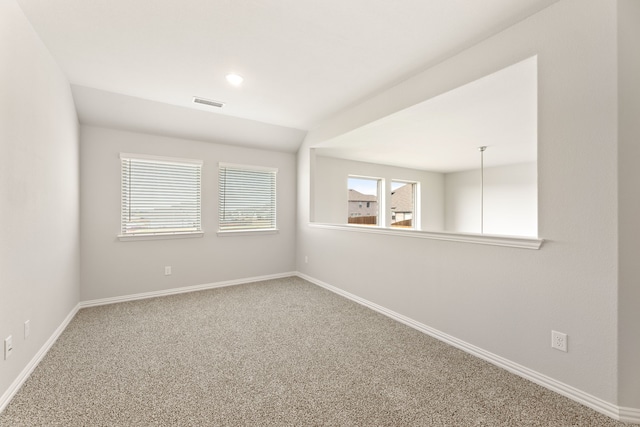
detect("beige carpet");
top-left (0, 276), bottom-right (626, 426)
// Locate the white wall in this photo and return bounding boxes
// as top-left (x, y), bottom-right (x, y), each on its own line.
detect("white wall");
top-left (617, 0), bottom-right (640, 410)
top-left (0, 0), bottom-right (79, 404)
top-left (313, 156), bottom-right (536, 237)
top-left (80, 125), bottom-right (297, 301)
top-left (2, 0), bottom-right (636, 417)
top-left (445, 162), bottom-right (537, 236)
top-left (313, 155), bottom-right (444, 230)
top-left (298, 0), bottom-right (622, 410)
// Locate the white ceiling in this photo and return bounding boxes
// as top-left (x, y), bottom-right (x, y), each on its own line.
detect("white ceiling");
top-left (316, 56), bottom-right (538, 173)
top-left (71, 85), bottom-right (306, 152)
top-left (17, 0), bottom-right (558, 152)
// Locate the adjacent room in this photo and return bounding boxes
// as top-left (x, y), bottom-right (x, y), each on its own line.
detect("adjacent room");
top-left (1, 0), bottom-right (639, 424)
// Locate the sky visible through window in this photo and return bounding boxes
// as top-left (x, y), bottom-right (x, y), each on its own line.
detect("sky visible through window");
top-left (348, 178), bottom-right (406, 194)
top-left (348, 177), bottom-right (378, 195)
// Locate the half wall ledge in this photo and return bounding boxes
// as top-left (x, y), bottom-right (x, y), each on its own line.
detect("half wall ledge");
top-left (308, 223), bottom-right (544, 250)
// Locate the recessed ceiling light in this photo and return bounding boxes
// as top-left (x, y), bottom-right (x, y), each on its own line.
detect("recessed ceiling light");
top-left (225, 73), bottom-right (244, 86)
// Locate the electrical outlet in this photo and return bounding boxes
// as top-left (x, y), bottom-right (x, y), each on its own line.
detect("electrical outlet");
top-left (4, 335), bottom-right (13, 360)
top-left (305, 255), bottom-right (308, 264)
top-left (164, 266), bottom-right (172, 276)
top-left (551, 330), bottom-right (567, 352)
top-left (24, 320), bottom-right (30, 339)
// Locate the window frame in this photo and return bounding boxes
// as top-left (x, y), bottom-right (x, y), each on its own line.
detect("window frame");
top-left (119, 153), bottom-right (203, 241)
top-left (347, 175), bottom-right (384, 227)
top-left (390, 180), bottom-right (419, 230)
top-left (217, 162), bottom-right (278, 235)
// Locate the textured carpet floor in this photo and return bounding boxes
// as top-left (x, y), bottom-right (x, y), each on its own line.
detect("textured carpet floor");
top-left (0, 276), bottom-right (626, 426)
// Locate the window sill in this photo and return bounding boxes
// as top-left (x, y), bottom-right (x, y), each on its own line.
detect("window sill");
top-left (118, 231), bottom-right (204, 241)
top-left (217, 229), bottom-right (279, 237)
top-left (308, 223), bottom-right (543, 250)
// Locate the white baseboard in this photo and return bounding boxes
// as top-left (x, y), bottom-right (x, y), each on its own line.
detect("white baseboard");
top-left (3, 272), bottom-right (638, 424)
top-left (296, 272), bottom-right (640, 424)
top-left (0, 303), bottom-right (80, 414)
top-left (620, 407), bottom-right (640, 424)
top-left (1, 272), bottom-right (296, 414)
top-left (80, 271), bottom-right (297, 308)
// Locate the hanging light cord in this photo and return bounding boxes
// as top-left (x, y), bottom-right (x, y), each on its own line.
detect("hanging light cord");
top-left (479, 146), bottom-right (487, 234)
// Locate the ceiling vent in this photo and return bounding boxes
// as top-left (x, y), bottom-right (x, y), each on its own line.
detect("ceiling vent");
top-left (193, 96), bottom-right (225, 108)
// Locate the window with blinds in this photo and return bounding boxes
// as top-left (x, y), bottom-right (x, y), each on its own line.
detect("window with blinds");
top-left (120, 153), bottom-right (202, 237)
top-left (218, 163), bottom-right (277, 232)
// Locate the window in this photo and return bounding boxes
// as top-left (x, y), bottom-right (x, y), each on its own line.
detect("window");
top-left (391, 181), bottom-right (416, 228)
top-left (120, 153), bottom-right (202, 238)
top-left (347, 176), bottom-right (381, 226)
top-left (219, 163), bottom-right (277, 232)
top-left (311, 57), bottom-right (538, 238)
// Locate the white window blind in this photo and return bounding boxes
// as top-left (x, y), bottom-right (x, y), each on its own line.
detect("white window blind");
top-left (219, 163), bottom-right (277, 231)
top-left (120, 153), bottom-right (202, 236)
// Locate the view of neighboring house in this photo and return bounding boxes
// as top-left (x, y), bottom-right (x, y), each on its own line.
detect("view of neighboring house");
top-left (348, 189), bottom-right (378, 221)
top-left (390, 183), bottom-right (414, 226)
top-left (5, 1), bottom-right (640, 424)
top-left (348, 184), bottom-right (414, 226)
